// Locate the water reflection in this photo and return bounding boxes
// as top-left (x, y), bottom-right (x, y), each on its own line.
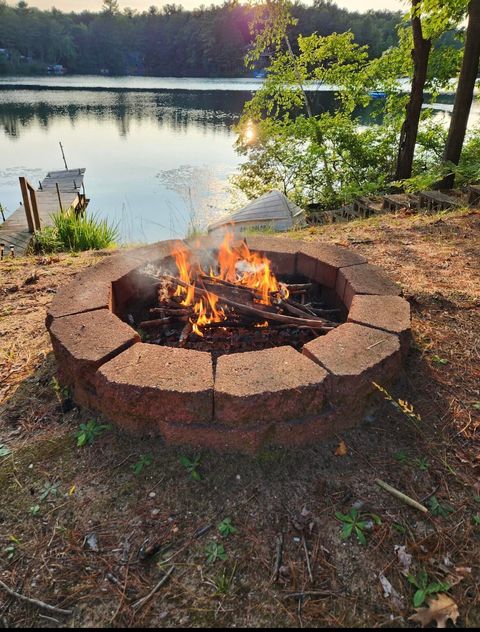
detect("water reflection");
top-left (0, 89), bottom-right (248, 140)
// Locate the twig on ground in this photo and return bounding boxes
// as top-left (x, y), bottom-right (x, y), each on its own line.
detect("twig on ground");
top-left (302, 534), bottom-right (314, 584)
top-left (375, 478), bottom-right (428, 513)
top-left (271, 533), bottom-right (284, 584)
top-left (131, 566), bottom-right (175, 612)
top-left (0, 579), bottom-right (73, 617)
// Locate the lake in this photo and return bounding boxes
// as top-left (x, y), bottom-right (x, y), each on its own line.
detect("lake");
top-left (1, 76), bottom-right (478, 244)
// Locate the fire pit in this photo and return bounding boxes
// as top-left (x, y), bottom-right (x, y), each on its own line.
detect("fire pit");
top-left (46, 237), bottom-right (410, 453)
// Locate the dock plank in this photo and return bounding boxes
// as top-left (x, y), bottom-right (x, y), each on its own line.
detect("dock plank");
top-left (0, 168), bottom-right (86, 256)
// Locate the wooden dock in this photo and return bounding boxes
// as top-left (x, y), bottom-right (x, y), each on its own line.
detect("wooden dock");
top-left (0, 168), bottom-right (87, 257)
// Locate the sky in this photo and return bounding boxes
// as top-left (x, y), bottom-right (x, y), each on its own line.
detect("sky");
top-left (6, 1), bottom-right (406, 14)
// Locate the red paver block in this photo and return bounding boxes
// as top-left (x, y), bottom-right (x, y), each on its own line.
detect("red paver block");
top-left (348, 294), bottom-right (411, 355)
top-left (214, 346), bottom-right (328, 426)
top-left (245, 236), bottom-right (300, 275)
top-left (46, 240), bottom-right (187, 326)
top-left (336, 263), bottom-right (402, 308)
top-left (297, 242), bottom-right (367, 288)
top-left (271, 406), bottom-right (363, 448)
top-left (49, 309), bottom-right (140, 407)
top-left (96, 343), bottom-right (214, 432)
top-left (160, 420), bottom-right (274, 454)
top-left (303, 323), bottom-right (401, 408)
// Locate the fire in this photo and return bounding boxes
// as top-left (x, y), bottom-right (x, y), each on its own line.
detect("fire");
top-left (171, 231), bottom-right (286, 336)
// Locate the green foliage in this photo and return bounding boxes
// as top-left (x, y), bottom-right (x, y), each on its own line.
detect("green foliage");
top-left (205, 541), bottom-right (228, 564)
top-left (218, 518), bottom-right (237, 538)
top-left (4, 536), bottom-right (21, 561)
top-left (180, 455), bottom-right (202, 481)
top-left (59, 211), bottom-right (117, 252)
top-left (76, 419), bottom-right (111, 447)
top-left (29, 504), bottom-right (41, 516)
top-left (407, 570), bottom-right (450, 607)
top-left (335, 507), bottom-right (381, 545)
top-left (428, 495), bottom-right (454, 518)
top-left (431, 354), bottom-right (449, 365)
top-left (39, 481), bottom-right (59, 502)
top-left (132, 454), bottom-right (153, 475)
top-left (394, 450), bottom-right (429, 471)
top-left (0, 443), bottom-right (11, 458)
top-left (0, 1), bottom-right (400, 77)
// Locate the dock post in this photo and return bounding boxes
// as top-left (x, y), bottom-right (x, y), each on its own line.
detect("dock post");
top-left (56, 183), bottom-right (63, 213)
top-left (27, 182), bottom-right (42, 231)
top-left (19, 177), bottom-right (35, 233)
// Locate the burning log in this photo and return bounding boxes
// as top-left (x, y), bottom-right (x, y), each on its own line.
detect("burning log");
top-left (163, 275), bottom-right (337, 331)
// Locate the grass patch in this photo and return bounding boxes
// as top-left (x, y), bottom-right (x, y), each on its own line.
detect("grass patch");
top-left (34, 211), bottom-right (119, 253)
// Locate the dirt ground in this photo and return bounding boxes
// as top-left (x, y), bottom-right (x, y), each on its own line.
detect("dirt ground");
top-left (0, 207), bottom-right (479, 628)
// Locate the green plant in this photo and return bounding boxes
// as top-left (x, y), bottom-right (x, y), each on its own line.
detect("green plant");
top-left (33, 226), bottom-right (63, 254)
top-left (407, 571), bottom-right (450, 607)
top-left (412, 457), bottom-right (430, 471)
top-left (394, 450), bottom-right (408, 463)
top-left (35, 211), bottom-right (119, 254)
top-left (207, 564), bottom-right (237, 595)
top-left (76, 419), bottom-right (111, 447)
top-left (205, 541), bottom-right (228, 564)
top-left (39, 481), bottom-right (59, 502)
top-left (132, 454), bottom-right (153, 475)
top-left (4, 536), bottom-right (21, 561)
top-left (428, 495), bottom-right (454, 518)
top-left (51, 377), bottom-right (70, 402)
top-left (29, 505), bottom-right (41, 517)
top-left (180, 455), bottom-right (202, 482)
top-left (218, 518), bottom-right (237, 538)
top-left (335, 507), bottom-right (381, 545)
top-left (431, 354), bottom-right (449, 365)
top-left (0, 443), bottom-right (11, 458)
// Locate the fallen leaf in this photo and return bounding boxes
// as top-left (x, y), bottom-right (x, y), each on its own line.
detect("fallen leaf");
top-left (394, 544), bottom-right (412, 574)
top-left (445, 566), bottom-right (471, 587)
top-left (335, 440), bottom-right (348, 456)
top-left (409, 594), bottom-right (459, 628)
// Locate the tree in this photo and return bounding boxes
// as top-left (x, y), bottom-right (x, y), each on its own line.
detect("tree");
top-left (438, 0), bottom-right (480, 189)
top-left (394, 0), bottom-right (467, 181)
top-left (395, 0), bottom-right (432, 180)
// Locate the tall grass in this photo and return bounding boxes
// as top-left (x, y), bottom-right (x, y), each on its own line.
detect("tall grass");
top-left (34, 211), bottom-right (119, 254)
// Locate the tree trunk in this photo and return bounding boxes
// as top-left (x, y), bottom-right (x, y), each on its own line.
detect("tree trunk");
top-left (437, 0), bottom-right (480, 189)
top-left (395, 0), bottom-right (431, 181)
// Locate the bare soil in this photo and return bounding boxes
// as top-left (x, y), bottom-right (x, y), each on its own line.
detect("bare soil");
top-left (0, 208), bottom-right (479, 628)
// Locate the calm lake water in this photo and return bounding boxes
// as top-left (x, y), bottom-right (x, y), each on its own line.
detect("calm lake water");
top-left (1, 76), bottom-right (478, 243)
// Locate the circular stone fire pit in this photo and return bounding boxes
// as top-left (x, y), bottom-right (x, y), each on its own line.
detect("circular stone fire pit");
top-left (46, 237), bottom-right (410, 453)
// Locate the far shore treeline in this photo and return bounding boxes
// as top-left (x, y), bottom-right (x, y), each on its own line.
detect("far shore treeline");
top-left (0, 0), bottom-right (404, 77)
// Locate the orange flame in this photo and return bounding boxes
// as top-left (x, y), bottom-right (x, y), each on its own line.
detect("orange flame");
top-left (171, 231), bottom-right (285, 335)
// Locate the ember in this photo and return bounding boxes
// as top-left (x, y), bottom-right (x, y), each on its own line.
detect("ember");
top-left (134, 234), bottom-right (343, 358)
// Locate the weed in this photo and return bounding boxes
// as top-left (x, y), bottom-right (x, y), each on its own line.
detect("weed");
top-left (394, 450), bottom-right (408, 463)
top-left (428, 495), bottom-right (454, 518)
top-left (51, 377), bottom-right (70, 402)
top-left (473, 402), bottom-right (480, 411)
top-left (218, 518), bottom-right (237, 538)
top-left (180, 455), bottom-right (202, 481)
top-left (29, 505), bottom-right (41, 517)
top-left (132, 454), bottom-right (153, 475)
top-left (0, 443), bottom-right (11, 458)
top-left (34, 211), bottom-right (118, 254)
top-left (431, 354), bottom-right (449, 365)
top-left (407, 571), bottom-right (450, 607)
top-left (472, 514), bottom-right (480, 527)
top-left (373, 382), bottom-right (422, 427)
top-left (336, 507), bottom-right (381, 545)
top-left (206, 564), bottom-right (237, 595)
top-left (76, 419), bottom-right (111, 447)
top-left (412, 457), bottom-right (430, 471)
top-left (39, 481), bottom-right (59, 502)
top-left (205, 542), bottom-right (228, 564)
top-left (4, 536), bottom-right (21, 561)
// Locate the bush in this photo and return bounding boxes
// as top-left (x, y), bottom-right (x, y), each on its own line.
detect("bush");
top-left (33, 211), bottom-right (119, 254)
